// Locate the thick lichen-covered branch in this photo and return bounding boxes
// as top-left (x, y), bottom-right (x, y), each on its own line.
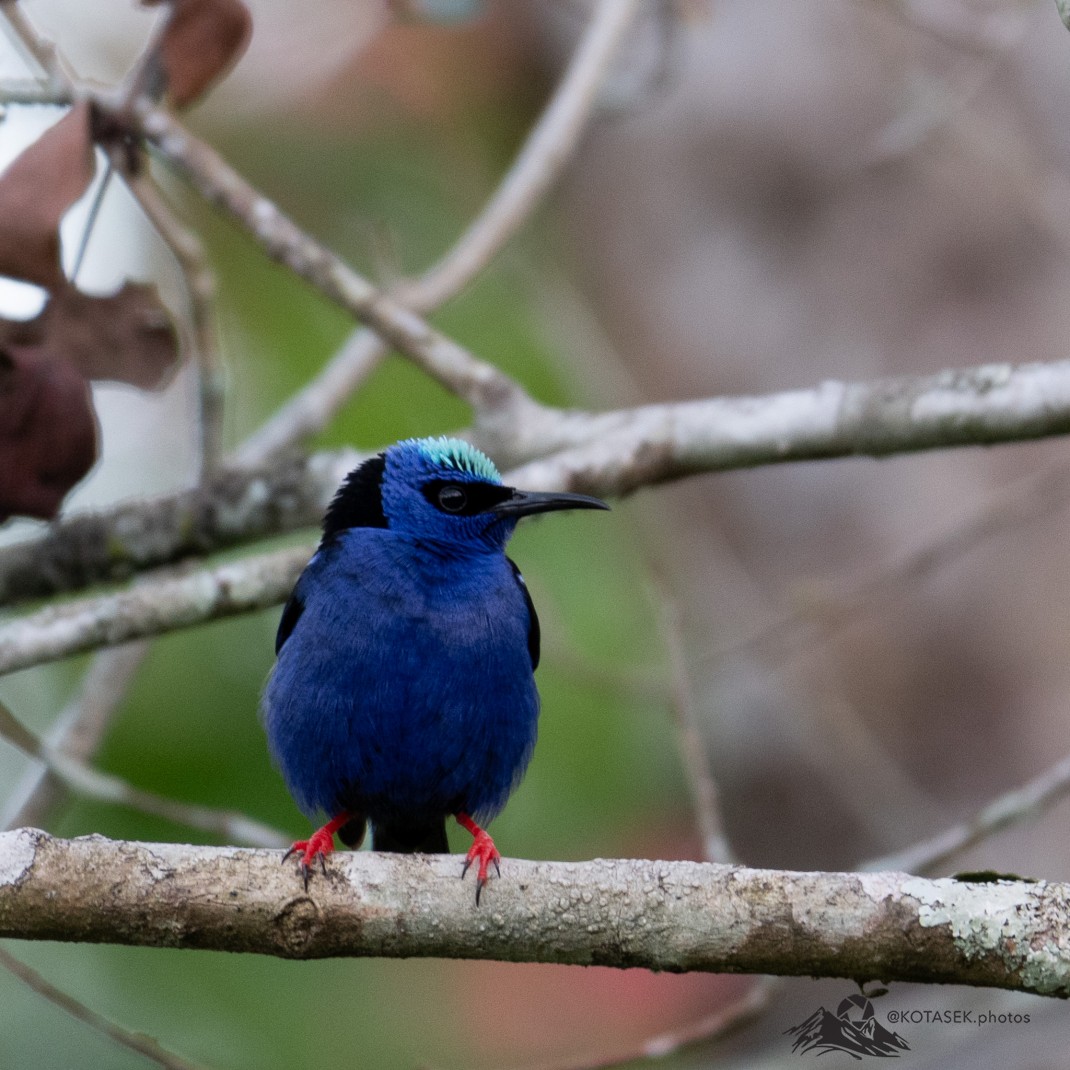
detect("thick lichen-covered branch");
top-left (6, 356), bottom-right (1070, 609)
top-left (1, 830), bottom-right (1068, 997)
top-left (501, 357), bottom-right (1070, 493)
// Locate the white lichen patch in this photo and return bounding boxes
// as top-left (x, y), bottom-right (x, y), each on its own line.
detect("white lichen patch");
top-left (903, 877), bottom-right (1070, 995)
top-left (903, 877), bottom-right (1033, 948)
top-left (0, 829), bottom-right (37, 886)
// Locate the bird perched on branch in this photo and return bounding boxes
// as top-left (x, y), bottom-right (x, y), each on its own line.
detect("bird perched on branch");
top-left (262, 436), bottom-right (608, 901)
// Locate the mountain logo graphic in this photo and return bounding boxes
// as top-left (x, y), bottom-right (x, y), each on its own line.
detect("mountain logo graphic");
top-left (785, 993), bottom-right (911, 1058)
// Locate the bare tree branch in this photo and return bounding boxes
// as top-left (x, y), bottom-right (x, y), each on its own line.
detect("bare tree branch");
top-left (0, 945), bottom-right (212, 1070)
top-left (2, 643), bottom-right (147, 830)
top-left (651, 573), bottom-right (733, 864)
top-left (550, 980), bottom-right (777, 1070)
top-left (501, 358), bottom-right (1070, 492)
top-left (0, 81), bottom-right (69, 105)
top-left (237, 0), bottom-right (642, 465)
top-left (8, 356), bottom-right (1070, 611)
top-left (126, 172), bottom-right (225, 476)
top-left (235, 332), bottom-right (383, 469)
top-left (404, 0), bottom-right (637, 310)
top-left (1, 829), bottom-right (1068, 997)
top-left (129, 102), bottom-right (539, 425)
top-left (863, 748), bottom-right (1070, 876)
top-left (0, 3), bottom-right (72, 90)
top-left (0, 703), bottom-right (287, 847)
top-left (0, 546), bottom-right (311, 675)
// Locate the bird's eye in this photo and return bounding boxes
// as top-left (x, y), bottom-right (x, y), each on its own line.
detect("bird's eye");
top-left (438, 485), bottom-right (468, 513)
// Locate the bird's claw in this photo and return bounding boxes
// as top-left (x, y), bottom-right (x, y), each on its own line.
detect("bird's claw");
top-left (282, 827), bottom-right (336, 889)
top-left (461, 829), bottom-right (501, 905)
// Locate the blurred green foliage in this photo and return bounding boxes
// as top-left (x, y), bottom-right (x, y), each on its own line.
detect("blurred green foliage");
top-left (0, 104), bottom-right (694, 1070)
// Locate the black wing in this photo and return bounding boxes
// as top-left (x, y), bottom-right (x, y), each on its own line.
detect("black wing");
top-left (508, 557), bottom-right (540, 671)
top-left (275, 590), bottom-right (305, 654)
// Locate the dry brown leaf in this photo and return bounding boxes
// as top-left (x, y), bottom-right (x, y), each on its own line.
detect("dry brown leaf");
top-left (144, 0), bottom-right (253, 108)
top-left (0, 282), bottom-right (180, 390)
top-left (0, 345), bottom-right (98, 522)
top-left (0, 101), bottom-right (96, 288)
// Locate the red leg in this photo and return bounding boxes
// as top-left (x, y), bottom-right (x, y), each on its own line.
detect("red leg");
top-left (456, 812), bottom-right (501, 905)
top-left (283, 811), bottom-right (352, 890)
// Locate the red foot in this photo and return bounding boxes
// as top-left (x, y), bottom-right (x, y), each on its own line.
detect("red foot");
top-left (283, 811), bottom-right (352, 890)
top-left (456, 813), bottom-right (501, 905)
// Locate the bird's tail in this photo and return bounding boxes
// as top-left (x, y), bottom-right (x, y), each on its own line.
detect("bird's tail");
top-left (371, 819), bottom-right (449, 854)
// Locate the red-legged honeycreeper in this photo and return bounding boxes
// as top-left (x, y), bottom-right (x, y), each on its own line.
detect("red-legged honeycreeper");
top-left (261, 437), bottom-right (609, 902)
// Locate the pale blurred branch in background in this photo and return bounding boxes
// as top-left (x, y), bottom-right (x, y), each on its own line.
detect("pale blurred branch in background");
top-left (0, 701), bottom-right (286, 846)
top-left (651, 571), bottom-right (734, 864)
top-left (863, 747), bottom-right (1070, 875)
top-left (133, 101), bottom-right (540, 422)
top-left (550, 979), bottom-right (779, 1070)
top-left (1, 643), bottom-right (148, 830)
top-left (237, 0), bottom-right (643, 465)
top-left (126, 173), bottom-right (225, 477)
top-left (0, 946), bottom-right (213, 1070)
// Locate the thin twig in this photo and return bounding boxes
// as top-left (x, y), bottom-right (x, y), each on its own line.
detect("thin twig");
top-left (235, 330), bottom-right (383, 467)
top-left (129, 101), bottom-right (536, 423)
top-left (650, 571), bottom-right (734, 864)
top-left (2, 642), bottom-right (148, 830)
top-left (547, 979), bottom-right (777, 1070)
top-left (863, 748), bottom-right (1070, 875)
top-left (0, 946), bottom-right (211, 1070)
top-left (126, 171), bottom-right (226, 475)
top-left (0, 4), bottom-right (72, 90)
top-left (236, 0), bottom-right (639, 465)
top-left (404, 0), bottom-right (639, 310)
top-left (68, 160), bottom-right (114, 285)
top-left (0, 699), bottom-right (288, 847)
top-left (701, 457), bottom-right (1070, 671)
top-left (114, 0), bottom-right (169, 109)
top-left (0, 80), bottom-right (70, 106)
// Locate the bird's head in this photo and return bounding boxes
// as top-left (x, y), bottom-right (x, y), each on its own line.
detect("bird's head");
top-left (322, 436), bottom-right (608, 553)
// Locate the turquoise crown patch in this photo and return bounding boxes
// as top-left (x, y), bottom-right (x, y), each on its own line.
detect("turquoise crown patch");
top-left (409, 436), bottom-right (501, 483)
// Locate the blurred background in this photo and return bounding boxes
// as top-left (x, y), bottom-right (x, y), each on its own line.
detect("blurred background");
top-left (3, 0), bottom-right (1070, 1066)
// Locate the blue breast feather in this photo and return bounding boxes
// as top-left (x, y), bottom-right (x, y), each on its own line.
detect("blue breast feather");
top-left (261, 527), bottom-right (539, 825)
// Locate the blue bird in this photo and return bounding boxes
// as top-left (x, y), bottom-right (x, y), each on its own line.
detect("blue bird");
top-left (262, 436), bottom-right (608, 900)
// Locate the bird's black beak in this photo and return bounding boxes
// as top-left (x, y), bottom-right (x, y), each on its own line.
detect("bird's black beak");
top-left (488, 488), bottom-right (610, 519)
